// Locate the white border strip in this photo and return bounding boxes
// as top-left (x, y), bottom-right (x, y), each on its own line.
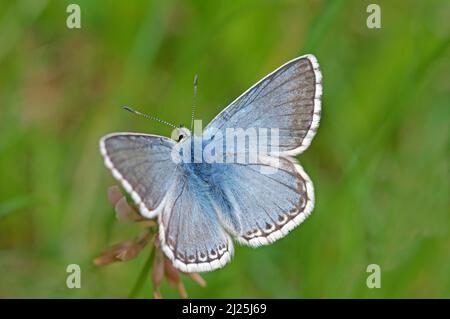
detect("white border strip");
top-left (159, 222), bottom-right (234, 273)
top-left (280, 54), bottom-right (322, 156)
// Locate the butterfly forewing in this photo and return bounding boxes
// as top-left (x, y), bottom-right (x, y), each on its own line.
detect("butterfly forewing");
top-left (205, 54), bottom-right (322, 155)
top-left (100, 133), bottom-right (178, 218)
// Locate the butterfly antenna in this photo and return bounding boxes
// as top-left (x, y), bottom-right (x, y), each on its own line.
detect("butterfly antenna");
top-left (122, 106), bottom-right (178, 129)
top-left (190, 74), bottom-right (198, 131)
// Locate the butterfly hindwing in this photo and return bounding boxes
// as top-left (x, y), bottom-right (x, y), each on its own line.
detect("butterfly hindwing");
top-left (213, 155), bottom-right (314, 247)
top-left (158, 170), bottom-right (234, 272)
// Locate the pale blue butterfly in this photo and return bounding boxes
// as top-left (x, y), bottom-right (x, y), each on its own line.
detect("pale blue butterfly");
top-left (99, 55), bottom-right (322, 272)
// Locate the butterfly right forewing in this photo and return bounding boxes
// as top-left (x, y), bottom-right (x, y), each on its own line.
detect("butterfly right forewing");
top-left (204, 54), bottom-right (322, 156)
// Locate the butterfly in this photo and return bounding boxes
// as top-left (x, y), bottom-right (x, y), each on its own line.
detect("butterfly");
top-left (99, 55), bottom-right (322, 272)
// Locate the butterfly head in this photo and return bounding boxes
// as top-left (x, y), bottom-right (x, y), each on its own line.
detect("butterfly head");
top-left (171, 127), bottom-right (191, 143)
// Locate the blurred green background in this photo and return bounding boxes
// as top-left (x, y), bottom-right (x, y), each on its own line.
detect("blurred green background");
top-left (0, 0), bottom-right (448, 298)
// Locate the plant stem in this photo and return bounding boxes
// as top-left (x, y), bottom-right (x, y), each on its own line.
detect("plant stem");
top-left (128, 237), bottom-right (156, 298)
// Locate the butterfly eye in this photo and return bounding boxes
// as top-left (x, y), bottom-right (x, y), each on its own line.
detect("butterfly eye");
top-left (177, 135), bottom-right (184, 142)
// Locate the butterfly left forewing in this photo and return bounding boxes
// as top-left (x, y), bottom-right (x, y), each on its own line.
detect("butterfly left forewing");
top-left (100, 133), bottom-right (178, 219)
